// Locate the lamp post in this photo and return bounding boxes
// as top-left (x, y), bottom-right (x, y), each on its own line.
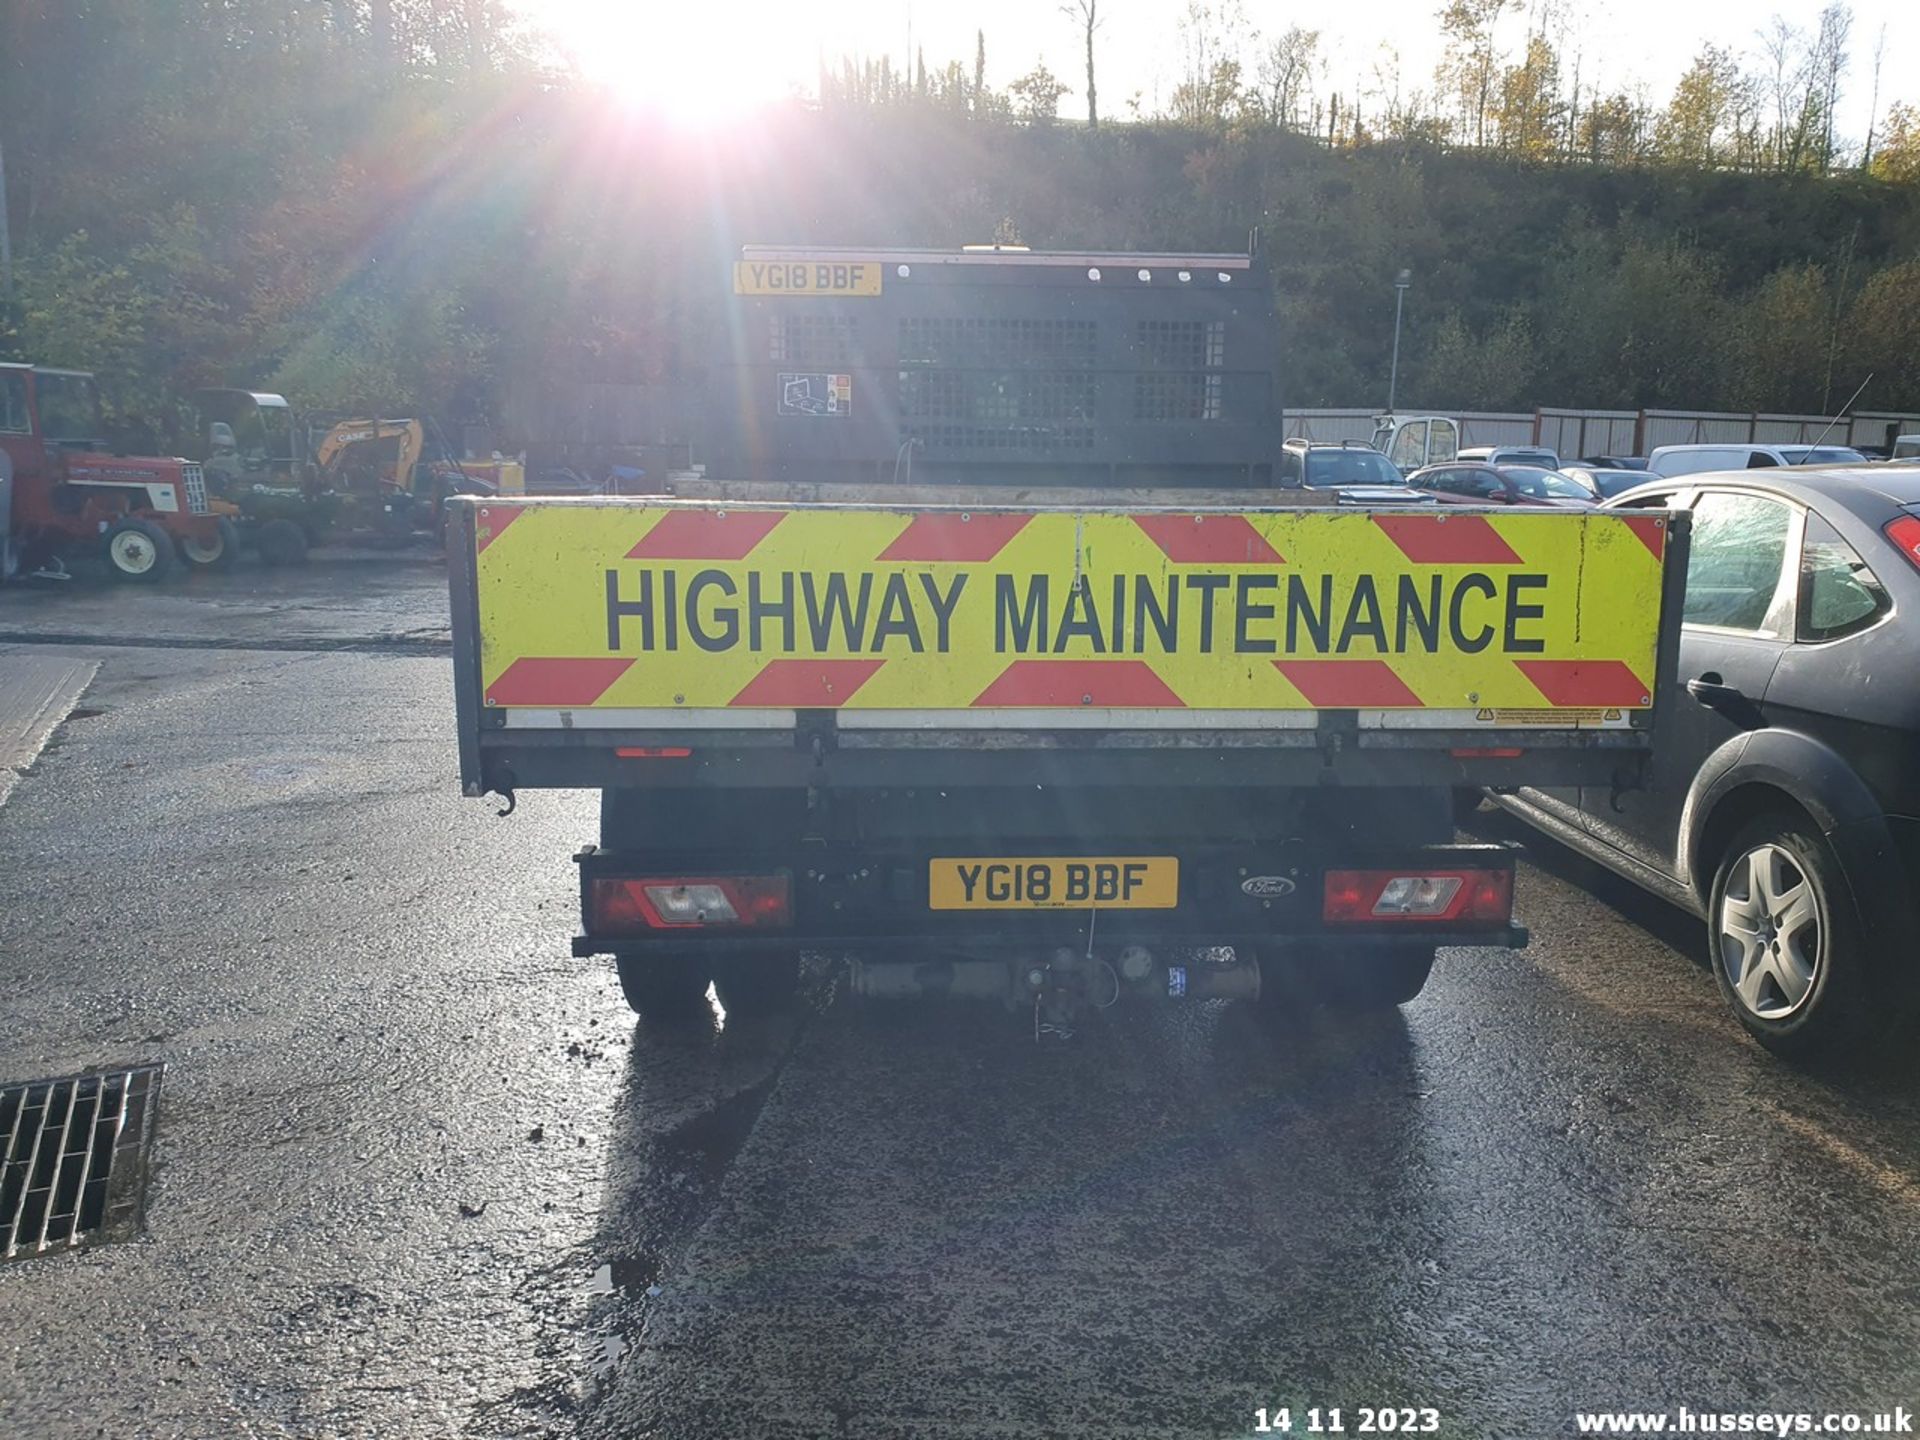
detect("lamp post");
top-left (1387, 268), bottom-right (1411, 413)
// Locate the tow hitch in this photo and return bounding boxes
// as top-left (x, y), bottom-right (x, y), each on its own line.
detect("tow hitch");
top-left (848, 945), bottom-right (1261, 1038)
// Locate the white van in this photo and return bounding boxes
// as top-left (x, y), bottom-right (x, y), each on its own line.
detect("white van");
top-left (1646, 442), bottom-right (1867, 478)
top-left (1369, 415), bottom-right (1460, 473)
top-left (1893, 434), bottom-right (1920, 460)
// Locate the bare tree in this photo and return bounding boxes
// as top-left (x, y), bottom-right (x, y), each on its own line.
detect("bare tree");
top-left (1435, 0), bottom-right (1511, 147)
top-left (1862, 22), bottom-right (1886, 167)
top-left (1757, 16), bottom-right (1815, 170)
top-left (1060, 0), bottom-right (1101, 129)
top-left (1178, 1), bottom-right (1251, 101)
top-left (1812, 3), bottom-right (1852, 171)
top-left (1256, 24), bottom-right (1320, 130)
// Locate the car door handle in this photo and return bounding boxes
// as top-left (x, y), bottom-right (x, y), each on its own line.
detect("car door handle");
top-left (1687, 673), bottom-right (1742, 704)
top-left (1687, 673), bottom-right (1767, 730)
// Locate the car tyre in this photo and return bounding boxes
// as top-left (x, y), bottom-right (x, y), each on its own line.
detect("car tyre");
top-left (613, 953), bottom-right (710, 1020)
top-left (103, 517), bottom-right (176, 582)
top-left (180, 517), bottom-right (241, 569)
top-left (1708, 814), bottom-right (1872, 1060)
top-left (710, 952), bottom-right (802, 1018)
top-left (257, 517), bottom-right (310, 565)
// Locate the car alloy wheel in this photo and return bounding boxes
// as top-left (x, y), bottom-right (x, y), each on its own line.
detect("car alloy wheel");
top-left (1717, 841), bottom-right (1823, 1022)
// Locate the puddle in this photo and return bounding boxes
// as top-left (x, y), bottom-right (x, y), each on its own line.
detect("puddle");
top-left (585, 1251), bottom-right (665, 1298)
top-left (589, 1332), bottom-right (627, 1379)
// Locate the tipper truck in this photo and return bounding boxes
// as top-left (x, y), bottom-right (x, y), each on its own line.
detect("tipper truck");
top-left (445, 243), bottom-right (1688, 1031)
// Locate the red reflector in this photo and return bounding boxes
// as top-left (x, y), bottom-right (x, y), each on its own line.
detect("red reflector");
top-left (1885, 516), bottom-right (1920, 572)
top-left (1450, 747), bottom-right (1524, 758)
top-left (615, 747), bottom-right (692, 758)
top-left (1322, 868), bottom-right (1513, 924)
top-left (587, 874), bottom-right (791, 934)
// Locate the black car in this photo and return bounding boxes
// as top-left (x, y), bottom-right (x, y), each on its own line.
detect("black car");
top-left (1409, 461), bottom-right (1595, 507)
top-left (1489, 467), bottom-right (1920, 1058)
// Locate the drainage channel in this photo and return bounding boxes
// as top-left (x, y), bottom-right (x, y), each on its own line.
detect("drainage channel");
top-left (1, 1064), bottom-right (164, 1263)
top-left (0, 630), bottom-right (450, 657)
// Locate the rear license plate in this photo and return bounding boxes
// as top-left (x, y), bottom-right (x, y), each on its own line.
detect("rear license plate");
top-left (732, 260), bottom-right (883, 296)
top-left (928, 857), bottom-right (1179, 911)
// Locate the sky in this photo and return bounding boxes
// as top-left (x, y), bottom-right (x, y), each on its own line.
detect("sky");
top-left (524, 0), bottom-right (1919, 143)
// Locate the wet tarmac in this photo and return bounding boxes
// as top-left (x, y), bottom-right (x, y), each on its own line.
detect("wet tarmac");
top-left (1, 564), bottom-right (1917, 1439)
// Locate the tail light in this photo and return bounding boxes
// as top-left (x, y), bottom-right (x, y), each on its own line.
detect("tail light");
top-left (1323, 868), bottom-right (1513, 924)
top-left (1450, 747), bottom-right (1524, 758)
top-left (587, 875), bottom-right (791, 934)
top-left (1884, 516), bottom-right (1920, 572)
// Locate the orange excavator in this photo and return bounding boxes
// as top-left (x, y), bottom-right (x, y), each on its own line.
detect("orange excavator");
top-left (311, 417), bottom-right (499, 536)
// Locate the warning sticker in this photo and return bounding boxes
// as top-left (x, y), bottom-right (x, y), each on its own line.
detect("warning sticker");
top-left (471, 504), bottom-right (1670, 715)
top-left (778, 372), bottom-right (851, 418)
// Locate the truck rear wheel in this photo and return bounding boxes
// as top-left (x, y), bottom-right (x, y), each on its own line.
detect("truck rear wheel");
top-left (1308, 946), bottom-right (1437, 1010)
top-left (711, 953), bottom-right (801, 1018)
top-left (103, 518), bottom-right (175, 582)
top-left (613, 953), bottom-right (710, 1019)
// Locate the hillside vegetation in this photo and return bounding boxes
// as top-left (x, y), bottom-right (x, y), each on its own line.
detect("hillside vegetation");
top-left (3, 3), bottom-right (1918, 440)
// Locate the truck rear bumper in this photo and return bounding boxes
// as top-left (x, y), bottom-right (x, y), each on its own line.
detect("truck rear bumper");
top-left (572, 927), bottom-right (1530, 959)
top-left (570, 840), bottom-right (1529, 959)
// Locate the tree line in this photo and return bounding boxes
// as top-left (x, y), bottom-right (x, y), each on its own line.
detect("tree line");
top-left (825, 0), bottom-right (1920, 180)
top-left (1, 0), bottom-right (1917, 449)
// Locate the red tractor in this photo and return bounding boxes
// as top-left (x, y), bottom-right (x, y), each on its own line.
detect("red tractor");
top-left (1, 363), bottom-right (240, 582)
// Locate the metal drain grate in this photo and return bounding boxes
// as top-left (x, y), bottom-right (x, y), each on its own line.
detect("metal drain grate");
top-left (2, 1065), bottom-right (162, 1263)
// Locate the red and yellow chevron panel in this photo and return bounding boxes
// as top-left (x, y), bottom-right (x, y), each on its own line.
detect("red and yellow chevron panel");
top-left (471, 502), bottom-right (1668, 715)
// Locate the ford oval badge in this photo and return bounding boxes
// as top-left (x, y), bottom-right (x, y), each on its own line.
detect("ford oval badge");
top-left (1240, 875), bottom-right (1297, 898)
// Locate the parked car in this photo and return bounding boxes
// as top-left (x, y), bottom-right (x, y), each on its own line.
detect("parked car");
top-left (1409, 462), bottom-right (1595, 506)
top-left (1893, 434), bottom-right (1920, 460)
top-left (1488, 465), bottom-right (1920, 1059)
top-left (1459, 444), bottom-right (1563, 470)
top-left (1578, 456), bottom-right (1651, 471)
top-left (1560, 464), bottom-right (1647, 500)
top-left (1280, 438), bottom-right (1434, 504)
top-left (1647, 443), bottom-right (1867, 478)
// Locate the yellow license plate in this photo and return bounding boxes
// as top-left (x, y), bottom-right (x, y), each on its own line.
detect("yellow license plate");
top-left (733, 259), bottom-right (883, 296)
top-left (928, 857), bottom-right (1179, 910)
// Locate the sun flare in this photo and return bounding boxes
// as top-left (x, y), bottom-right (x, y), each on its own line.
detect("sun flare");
top-left (540, 0), bottom-right (812, 123)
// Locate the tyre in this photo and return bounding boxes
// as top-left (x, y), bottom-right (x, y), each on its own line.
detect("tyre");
top-left (1708, 814), bottom-right (1870, 1060)
top-left (180, 517), bottom-right (240, 569)
top-left (1307, 945), bottom-right (1437, 1010)
top-left (613, 952), bottom-right (710, 1019)
top-left (710, 952), bottom-right (801, 1018)
top-left (103, 517), bottom-right (175, 582)
top-left (257, 517), bottom-right (310, 566)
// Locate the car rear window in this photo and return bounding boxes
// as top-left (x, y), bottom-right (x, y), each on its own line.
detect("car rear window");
top-left (1499, 466), bottom-right (1586, 498)
top-left (1799, 514), bottom-right (1890, 643)
top-left (1795, 447), bottom-right (1867, 465)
